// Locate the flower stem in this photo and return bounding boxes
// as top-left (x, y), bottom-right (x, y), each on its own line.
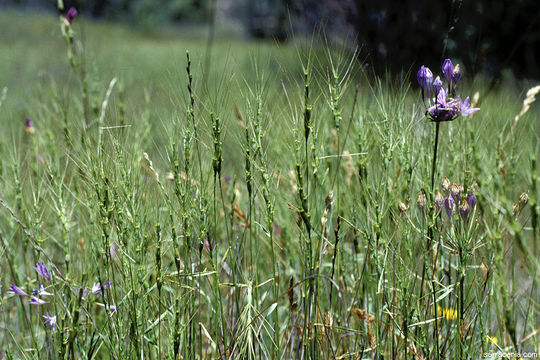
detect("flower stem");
top-left (431, 122), bottom-right (441, 192)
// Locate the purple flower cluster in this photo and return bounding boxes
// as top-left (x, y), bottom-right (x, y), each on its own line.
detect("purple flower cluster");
top-left (7, 261), bottom-right (116, 331)
top-left (434, 177), bottom-right (477, 223)
top-left (417, 59), bottom-right (479, 122)
top-left (8, 262), bottom-right (54, 329)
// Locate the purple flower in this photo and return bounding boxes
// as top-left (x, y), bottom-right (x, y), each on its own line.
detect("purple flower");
top-left (91, 282), bottom-right (102, 296)
top-left (8, 284), bottom-right (28, 296)
top-left (442, 59), bottom-right (454, 84)
top-left (417, 66), bottom-right (433, 98)
top-left (452, 64), bottom-right (461, 85)
top-left (43, 313), bottom-right (57, 331)
top-left (444, 195), bottom-right (455, 219)
top-left (82, 286), bottom-right (89, 300)
top-left (33, 284), bottom-right (53, 297)
top-left (25, 118), bottom-right (35, 134)
top-left (66, 7), bottom-right (78, 24)
top-left (458, 97), bottom-right (480, 117)
top-left (30, 296), bottom-right (48, 305)
top-left (34, 262), bottom-right (51, 281)
top-left (467, 192), bottom-right (477, 209)
top-left (426, 89), bottom-right (462, 122)
top-left (432, 76), bottom-right (443, 97)
top-left (96, 302), bottom-right (117, 313)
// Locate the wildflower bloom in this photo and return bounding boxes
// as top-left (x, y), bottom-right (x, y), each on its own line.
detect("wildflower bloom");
top-left (25, 118), bottom-right (35, 134)
top-left (30, 296), bottom-right (48, 305)
top-left (66, 7), bottom-right (78, 24)
top-left (486, 335), bottom-right (498, 345)
top-left (91, 282), bottom-right (102, 296)
top-left (33, 284), bottom-right (53, 297)
top-left (418, 59), bottom-right (479, 122)
top-left (458, 96), bottom-right (480, 117)
top-left (437, 305), bottom-right (457, 321)
top-left (34, 262), bottom-right (51, 281)
top-left (96, 302), bottom-right (117, 313)
top-left (43, 313), bottom-right (57, 331)
top-left (8, 284), bottom-right (28, 296)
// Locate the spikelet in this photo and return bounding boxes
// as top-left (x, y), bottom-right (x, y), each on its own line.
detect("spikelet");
top-left (514, 85), bottom-right (540, 127)
top-left (342, 150), bottom-right (356, 186)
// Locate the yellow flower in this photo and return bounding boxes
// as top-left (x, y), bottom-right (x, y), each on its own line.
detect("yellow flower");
top-left (486, 335), bottom-right (498, 345)
top-left (437, 305), bottom-right (457, 321)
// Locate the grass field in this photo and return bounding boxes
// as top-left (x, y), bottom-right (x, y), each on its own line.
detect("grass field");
top-left (1, 9), bottom-right (539, 360)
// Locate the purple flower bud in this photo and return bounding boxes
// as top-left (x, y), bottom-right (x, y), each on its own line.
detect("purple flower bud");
top-left (467, 192), bottom-right (477, 209)
top-left (417, 66), bottom-right (433, 97)
top-left (459, 199), bottom-right (469, 221)
top-left (30, 296), bottom-right (48, 305)
top-left (34, 262), bottom-right (51, 281)
top-left (8, 284), bottom-right (28, 296)
top-left (25, 118), bottom-right (35, 134)
top-left (66, 7), bottom-right (78, 24)
top-left (433, 76), bottom-right (443, 98)
top-left (444, 195), bottom-right (455, 219)
top-left (43, 313), bottom-right (57, 331)
top-left (82, 286), bottom-right (89, 300)
top-left (452, 64), bottom-right (461, 85)
top-left (442, 59), bottom-right (454, 84)
top-left (434, 192), bottom-right (444, 209)
top-left (450, 183), bottom-right (461, 204)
